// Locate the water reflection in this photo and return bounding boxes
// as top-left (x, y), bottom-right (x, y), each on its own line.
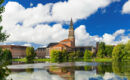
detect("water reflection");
top-left (1, 62), bottom-right (130, 80)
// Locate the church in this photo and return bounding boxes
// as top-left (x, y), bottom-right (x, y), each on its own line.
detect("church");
top-left (43, 19), bottom-right (97, 57)
top-left (47, 19), bottom-right (75, 53)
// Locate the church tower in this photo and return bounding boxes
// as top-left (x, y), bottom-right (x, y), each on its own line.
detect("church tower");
top-left (68, 18), bottom-right (75, 48)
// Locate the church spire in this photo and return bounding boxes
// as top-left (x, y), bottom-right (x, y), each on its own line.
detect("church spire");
top-left (70, 18), bottom-right (73, 29)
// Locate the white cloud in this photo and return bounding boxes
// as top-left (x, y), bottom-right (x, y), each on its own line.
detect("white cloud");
top-left (122, 0), bottom-right (130, 14)
top-left (23, 43), bottom-right (32, 47)
top-left (1, 0), bottom-right (119, 28)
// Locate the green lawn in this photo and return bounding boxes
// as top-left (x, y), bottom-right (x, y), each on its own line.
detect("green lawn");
top-left (12, 58), bottom-right (27, 62)
top-left (12, 58), bottom-right (50, 62)
top-left (12, 58), bottom-right (112, 62)
top-left (76, 58), bottom-right (112, 62)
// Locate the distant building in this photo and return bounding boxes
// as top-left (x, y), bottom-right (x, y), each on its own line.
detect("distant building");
top-left (0, 45), bottom-right (27, 58)
top-left (35, 47), bottom-right (46, 58)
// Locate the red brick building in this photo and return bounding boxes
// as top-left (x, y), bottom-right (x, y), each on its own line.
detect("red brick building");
top-left (0, 45), bottom-right (27, 58)
top-left (48, 19), bottom-right (75, 55)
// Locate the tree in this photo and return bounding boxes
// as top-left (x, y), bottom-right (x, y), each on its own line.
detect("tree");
top-left (112, 44), bottom-right (126, 61)
top-left (84, 49), bottom-right (92, 61)
top-left (125, 40), bottom-right (130, 54)
top-left (105, 45), bottom-right (114, 57)
top-left (0, 0), bottom-right (9, 42)
top-left (26, 47), bottom-right (36, 63)
top-left (68, 52), bottom-right (75, 61)
top-left (61, 50), bottom-right (68, 62)
top-left (97, 42), bottom-right (105, 58)
top-left (50, 50), bottom-right (62, 63)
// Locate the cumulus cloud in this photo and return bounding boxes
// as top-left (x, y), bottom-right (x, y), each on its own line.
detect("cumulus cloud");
top-left (23, 43), bottom-right (32, 47)
top-left (122, 0), bottom-right (130, 14)
top-left (1, 1), bottom-right (129, 47)
top-left (1, 0), bottom-right (119, 27)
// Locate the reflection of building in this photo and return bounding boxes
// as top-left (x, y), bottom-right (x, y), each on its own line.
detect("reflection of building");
top-left (48, 66), bottom-right (74, 80)
top-left (0, 45), bottom-right (27, 58)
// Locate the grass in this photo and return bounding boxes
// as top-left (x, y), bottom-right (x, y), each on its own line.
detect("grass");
top-left (12, 58), bottom-right (112, 62)
top-left (76, 58), bottom-right (112, 62)
top-left (12, 58), bottom-right (27, 62)
top-left (12, 58), bottom-right (50, 62)
top-left (33, 58), bottom-right (50, 62)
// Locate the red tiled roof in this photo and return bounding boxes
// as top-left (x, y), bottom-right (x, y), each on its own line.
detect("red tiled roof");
top-left (52, 43), bottom-right (69, 48)
top-left (60, 39), bottom-right (71, 42)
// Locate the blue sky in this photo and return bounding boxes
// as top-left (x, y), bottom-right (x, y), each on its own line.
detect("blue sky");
top-left (1, 0), bottom-right (130, 48)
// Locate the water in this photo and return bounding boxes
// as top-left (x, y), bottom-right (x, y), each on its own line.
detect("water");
top-left (2, 62), bottom-right (130, 80)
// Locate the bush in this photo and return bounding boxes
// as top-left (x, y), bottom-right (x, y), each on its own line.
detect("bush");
top-left (50, 50), bottom-right (68, 63)
top-left (0, 48), bottom-right (12, 65)
top-left (97, 42), bottom-right (105, 58)
top-left (105, 45), bottom-right (114, 57)
top-left (26, 47), bottom-right (36, 63)
top-left (84, 49), bottom-right (93, 61)
top-left (112, 44), bottom-right (126, 61)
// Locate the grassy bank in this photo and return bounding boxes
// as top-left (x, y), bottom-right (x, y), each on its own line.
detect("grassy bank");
top-left (12, 58), bottom-right (50, 62)
top-left (76, 58), bottom-right (112, 62)
top-left (12, 58), bottom-right (112, 62)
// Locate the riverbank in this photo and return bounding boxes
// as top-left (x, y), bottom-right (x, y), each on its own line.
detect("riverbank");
top-left (12, 58), bottom-right (112, 62)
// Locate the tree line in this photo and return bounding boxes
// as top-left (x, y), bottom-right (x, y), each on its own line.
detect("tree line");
top-left (50, 40), bottom-right (130, 62)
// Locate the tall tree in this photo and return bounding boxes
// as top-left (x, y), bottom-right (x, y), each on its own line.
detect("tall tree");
top-left (0, 0), bottom-right (8, 42)
top-left (84, 49), bottom-right (93, 61)
top-left (112, 44), bottom-right (126, 61)
top-left (26, 47), bottom-right (36, 63)
top-left (97, 42), bottom-right (105, 58)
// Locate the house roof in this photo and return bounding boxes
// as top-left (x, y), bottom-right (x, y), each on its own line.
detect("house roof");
top-left (0, 45), bottom-right (27, 48)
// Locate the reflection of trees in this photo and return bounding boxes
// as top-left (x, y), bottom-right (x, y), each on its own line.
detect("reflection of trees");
top-left (0, 65), bottom-right (11, 80)
top-left (84, 66), bottom-right (93, 71)
top-left (112, 61), bottom-right (130, 80)
top-left (26, 68), bottom-right (34, 73)
top-left (97, 63), bottom-right (113, 75)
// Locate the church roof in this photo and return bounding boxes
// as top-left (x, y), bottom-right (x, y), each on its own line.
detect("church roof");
top-left (60, 39), bottom-right (72, 42)
top-left (69, 18), bottom-right (73, 29)
top-left (52, 43), bottom-right (69, 48)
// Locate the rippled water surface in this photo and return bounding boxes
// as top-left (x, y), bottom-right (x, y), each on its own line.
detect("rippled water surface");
top-left (4, 62), bottom-right (130, 80)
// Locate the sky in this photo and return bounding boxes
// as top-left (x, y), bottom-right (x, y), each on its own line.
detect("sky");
top-left (0, 0), bottom-right (130, 48)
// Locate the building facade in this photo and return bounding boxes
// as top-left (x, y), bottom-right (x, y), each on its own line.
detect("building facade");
top-left (0, 45), bottom-right (27, 58)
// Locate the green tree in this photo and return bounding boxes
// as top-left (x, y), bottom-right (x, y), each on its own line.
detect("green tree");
top-left (61, 50), bottom-right (68, 62)
top-left (84, 49), bottom-right (92, 61)
top-left (50, 50), bottom-right (62, 62)
top-left (97, 42), bottom-right (105, 58)
top-left (0, 0), bottom-right (9, 42)
top-left (125, 40), bottom-right (130, 54)
top-left (105, 45), bottom-right (114, 57)
top-left (68, 52), bottom-right (75, 61)
top-left (112, 44), bottom-right (126, 61)
top-left (26, 47), bottom-right (36, 63)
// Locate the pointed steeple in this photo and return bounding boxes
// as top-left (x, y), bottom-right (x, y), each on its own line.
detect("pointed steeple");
top-left (70, 18), bottom-right (73, 29)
